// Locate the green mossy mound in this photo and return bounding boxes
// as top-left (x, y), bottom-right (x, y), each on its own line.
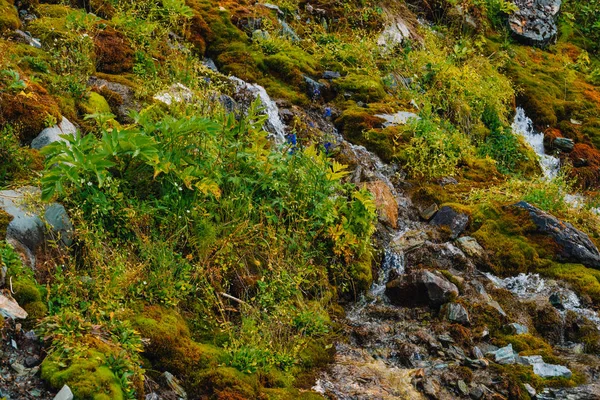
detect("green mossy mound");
top-left (133, 306), bottom-right (224, 381)
top-left (41, 340), bottom-right (125, 400)
top-left (0, 0), bottom-right (20, 33)
top-left (0, 210), bottom-right (13, 239)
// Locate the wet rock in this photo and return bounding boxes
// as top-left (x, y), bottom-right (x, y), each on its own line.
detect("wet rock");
top-left (14, 29), bottom-right (41, 48)
top-left (0, 294), bottom-right (27, 319)
top-left (553, 137), bottom-right (574, 152)
top-left (513, 201), bottom-right (600, 268)
top-left (362, 180), bottom-right (398, 229)
top-left (386, 270), bottom-right (459, 307)
top-left (508, 0), bottom-right (561, 46)
top-left (537, 384), bottom-right (600, 399)
top-left (24, 355), bottom-right (40, 368)
top-left (54, 385), bottom-right (74, 400)
top-left (504, 323), bottom-right (528, 335)
top-left (486, 344), bottom-right (516, 365)
top-left (473, 346), bottom-right (484, 359)
top-left (203, 58), bottom-right (218, 72)
top-left (430, 206), bottom-right (469, 240)
top-left (31, 117), bottom-right (77, 150)
top-left (517, 355), bottom-right (544, 366)
top-left (446, 303), bottom-right (470, 325)
top-left (549, 292), bottom-right (564, 309)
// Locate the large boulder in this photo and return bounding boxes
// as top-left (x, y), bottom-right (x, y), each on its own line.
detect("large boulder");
top-left (508, 0), bottom-right (561, 46)
top-left (513, 201), bottom-right (600, 268)
top-left (386, 269), bottom-right (459, 307)
top-left (0, 293), bottom-right (28, 319)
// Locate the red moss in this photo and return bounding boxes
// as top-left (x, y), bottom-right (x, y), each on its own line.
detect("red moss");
top-left (569, 143), bottom-right (600, 188)
top-left (94, 25), bottom-right (134, 74)
top-left (0, 82), bottom-right (62, 143)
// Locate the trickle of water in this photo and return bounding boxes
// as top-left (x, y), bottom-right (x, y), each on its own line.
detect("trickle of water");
top-left (230, 77), bottom-right (287, 143)
top-left (512, 107), bottom-right (560, 180)
top-left (371, 248), bottom-right (405, 299)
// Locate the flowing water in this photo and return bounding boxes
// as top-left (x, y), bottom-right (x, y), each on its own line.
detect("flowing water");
top-left (512, 107), bottom-right (561, 180)
top-left (485, 273), bottom-right (600, 331)
top-left (230, 77), bottom-right (287, 143)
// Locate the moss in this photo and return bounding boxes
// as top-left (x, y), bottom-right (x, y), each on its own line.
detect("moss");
top-left (189, 366), bottom-right (258, 399)
top-left (335, 73), bottom-right (386, 103)
top-left (94, 25), bottom-right (134, 74)
top-left (41, 342), bottom-right (124, 400)
top-left (13, 281), bottom-right (42, 304)
top-left (348, 253), bottom-right (373, 294)
top-left (495, 334), bottom-right (559, 364)
top-left (132, 306), bottom-right (223, 380)
top-left (0, 81), bottom-right (62, 143)
top-left (542, 263), bottom-right (600, 306)
top-left (78, 91), bottom-right (112, 116)
top-left (0, 0), bottom-right (20, 33)
top-left (23, 301), bottom-right (48, 319)
top-left (34, 4), bottom-right (73, 18)
top-left (0, 209), bottom-right (13, 239)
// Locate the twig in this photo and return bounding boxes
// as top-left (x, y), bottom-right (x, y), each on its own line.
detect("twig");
top-left (219, 292), bottom-right (247, 305)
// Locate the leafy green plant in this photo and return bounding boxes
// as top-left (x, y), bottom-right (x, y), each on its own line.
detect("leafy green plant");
top-left (0, 69), bottom-right (27, 92)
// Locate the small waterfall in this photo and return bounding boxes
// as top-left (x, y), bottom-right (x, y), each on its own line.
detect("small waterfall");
top-left (230, 77), bottom-right (287, 143)
top-left (486, 273), bottom-right (600, 330)
top-left (512, 107), bottom-right (560, 180)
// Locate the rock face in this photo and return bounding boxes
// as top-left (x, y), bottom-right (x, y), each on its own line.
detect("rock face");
top-left (363, 180), bottom-right (398, 229)
top-left (386, 270), bottom-right (459, 307)
top-left (31, 117), bottom-right (77, 150)
top-left (0, 187), bottom-right (73, 267)
top-left (430, 206), bottom-right (469, 240)
top-left (508, 0), bottom-right (561, 46)
top-left (513, 201), bottom-right (600, 268)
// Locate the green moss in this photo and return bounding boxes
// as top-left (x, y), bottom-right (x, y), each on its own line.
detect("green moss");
top-left (23, 301), bottom-right (48, 319)
top-left (0, 209), bottom-right (12, 238)
top-left (335, 73), bottom-right (386, 102)
top-left (13, 281), bottom-right (42, 304)
top-left (41, 345), bottom-right (124, 400)
top-left (79, 92), bottom-right (112, 116)
top-left (348, 254), bottom-right (373, 294)
top-left (34, 4), bottom-right (73, 18)
top-left (189, 366), bottom-right (258, 399)
top-left (0, 0), bottom-right (19, 33)
top-left (133, 306), bottom-right (223, 379)
top-left (543, 263), bottom-right (600, 305)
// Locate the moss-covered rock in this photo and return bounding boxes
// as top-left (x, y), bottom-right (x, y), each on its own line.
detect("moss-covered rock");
top-left (335, 73), bottom-right (386, 103)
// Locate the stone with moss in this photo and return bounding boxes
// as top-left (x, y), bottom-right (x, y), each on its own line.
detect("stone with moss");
top-left (0, 0), bottom-right (20, 33)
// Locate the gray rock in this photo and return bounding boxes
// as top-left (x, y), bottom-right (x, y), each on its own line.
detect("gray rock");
top-left (14, 29), bottom-right (42, 48)
top-left (508, 0), bottom-right (561, 46)
top-left (473, 346), bottom-right (484, 359)
top-left (524, 383), bottom-right (536, 398)
top-left (456, 236), bottom-right (484, 259)
top-left (487, 344), bottom-right (516, 365)
top-left (513, 201), bottom-right (600, 268)
top-left (323, 71), bottom-right (341, 80)
top-left (419, 203), bottom-right (438, 221)
top-left (145, 394), bottom-right (160, 400)
top-left (11, 362), bottom-right (27, 376)
top-left (374, 111), bottom-right (420, 128)
top-left (533, 361), bottom-right (572, 378)
top-left (25, 356), bottom-right (40, 368)
top-left (163, 372), bottom-right (187, 399)
top-left (53, 385), bottom-right (74, 400)
top-left (218, 94), bottom-right (237, 114)
top-left (553, 137), bottom-right (574, 152)
top-left (154, 83), bottom-right (194, 106)
top-left (304, 75), bottom-right (325, 99)
top-left (279, 20), bottom-right (300, 42)
top-left (430, 206), bottom-right (469, 239)
top-left (31, 117), bottom-right (77, 150)
top-left (0, 187), bottom-right (73, 267)
top-left (505, 322), bottom-right (529, 335)
top-left (88, 76), bottom-right (140, 123)
top-left (470, 385), bottom-right (485, 400)
top-left (517, 355), bottom-right (544, 366)
top-left (446, 303), bottom-right (470, 325)
top-left (0, 294), bottom-right (27, 319)
top-left (202, 58), bottom-right (218, 72)
top-left (386, 270), bottom-right (459, 307)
